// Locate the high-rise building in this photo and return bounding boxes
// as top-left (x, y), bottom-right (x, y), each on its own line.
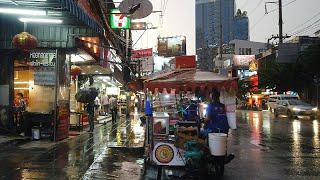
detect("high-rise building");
top-left (196, 0), bottom-right (235, 71)
top-left (234, 9), bottom-right (249, 41)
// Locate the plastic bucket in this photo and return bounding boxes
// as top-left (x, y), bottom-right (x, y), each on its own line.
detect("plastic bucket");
top-left (208, 133), bottom-right (227, 156)
top-left (32, 128), bottom-right (40, 140)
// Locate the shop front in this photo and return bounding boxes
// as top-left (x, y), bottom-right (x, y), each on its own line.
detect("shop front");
top-left (0, 49), bottom-right (71, 141)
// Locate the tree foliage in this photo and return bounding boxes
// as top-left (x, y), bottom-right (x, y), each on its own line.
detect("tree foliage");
top-left (237, 80), bottom-right (253, 101)
top-left (259, 43), bottom-right (320, 94)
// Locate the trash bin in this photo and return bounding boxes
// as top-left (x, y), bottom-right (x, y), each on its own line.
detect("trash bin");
top-left (32, 127), bottom-right (40, 140)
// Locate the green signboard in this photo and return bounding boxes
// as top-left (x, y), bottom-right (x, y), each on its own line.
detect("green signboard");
top-left (110, 9), bottom-right (131, 29)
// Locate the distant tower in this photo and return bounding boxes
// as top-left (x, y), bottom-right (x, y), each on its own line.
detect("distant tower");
top-left (196, 0), bottom-right (235, 71)
top-left (234, 9), bottom-right (249, 40)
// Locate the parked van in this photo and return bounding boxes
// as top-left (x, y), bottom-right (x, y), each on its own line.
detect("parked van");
top-left (267, 94), bottom-right (299, 111)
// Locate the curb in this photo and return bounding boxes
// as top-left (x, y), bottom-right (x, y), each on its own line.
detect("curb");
top-left (0, 137), bottom-right (31, 148)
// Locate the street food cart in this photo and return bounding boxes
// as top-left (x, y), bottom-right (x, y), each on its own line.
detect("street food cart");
top-left (142, 69), bottom-right (238, 178)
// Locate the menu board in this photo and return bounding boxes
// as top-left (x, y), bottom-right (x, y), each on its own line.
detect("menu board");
top-left (34, 70), bottom-right (55, 86)
top-left (29, 50), bottom-right (57, 86)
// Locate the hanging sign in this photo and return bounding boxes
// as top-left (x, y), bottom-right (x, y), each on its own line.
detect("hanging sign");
top-left (110, 9), bottom-right (131, 29)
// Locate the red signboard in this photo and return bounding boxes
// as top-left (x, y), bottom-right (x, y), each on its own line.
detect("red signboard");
top-left (250, 75), bottom-right (259, 92)
top-left (132, 48), bottom-right (153, 59)
top-left (55, 101), bottom-right (70, 141)
top-left (175, 55), bottom-right (196, 69)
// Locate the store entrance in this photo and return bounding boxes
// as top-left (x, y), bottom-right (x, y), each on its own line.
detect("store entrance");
top-left (13, 53), bottom-right (56, 139)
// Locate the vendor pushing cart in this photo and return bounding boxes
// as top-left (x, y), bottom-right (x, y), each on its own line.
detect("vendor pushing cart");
top-left (141, 69), bottom-right (238, 179)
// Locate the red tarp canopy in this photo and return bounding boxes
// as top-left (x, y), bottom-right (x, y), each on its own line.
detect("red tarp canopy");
top-left (144, 69), bottom-right (238, 93)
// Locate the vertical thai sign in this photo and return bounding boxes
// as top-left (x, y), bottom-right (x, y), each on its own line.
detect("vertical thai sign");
top-left (55, 50), bottom-right (71, 141)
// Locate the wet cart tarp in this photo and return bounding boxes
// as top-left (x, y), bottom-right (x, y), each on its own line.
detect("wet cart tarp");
top-left (144, 69), bottom-right (238, 93)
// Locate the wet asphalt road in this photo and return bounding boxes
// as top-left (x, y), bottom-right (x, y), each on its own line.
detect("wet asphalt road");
top-left (224, 110), bottom-right (320, 179)
top-left (1, 111), bottom-right (320, 179)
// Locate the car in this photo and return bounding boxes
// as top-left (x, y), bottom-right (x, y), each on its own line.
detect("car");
top-left (267, 95), bottom-right (299, 112)
top-left (274, 100), bottom-right (318, 119)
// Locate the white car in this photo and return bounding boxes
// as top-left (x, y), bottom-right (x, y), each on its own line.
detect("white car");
top-left (274, 100), bottom-right (318, 119)
top-left (267, 95), bottom-right (299, 112)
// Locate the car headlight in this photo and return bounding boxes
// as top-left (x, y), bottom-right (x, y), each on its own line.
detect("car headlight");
top-left (313, 107), bottom-right (318, 112)
top-left (203, 103), bottom-right (208, 108)
top-left (293, 107), bottom-right (301, 111)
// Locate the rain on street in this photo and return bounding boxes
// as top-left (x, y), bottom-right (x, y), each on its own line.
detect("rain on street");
top-left (1, 111), bottom-right (320, 179)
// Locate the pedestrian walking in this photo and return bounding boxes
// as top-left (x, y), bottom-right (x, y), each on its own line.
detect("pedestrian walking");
top-left (109, 96), bottom-right (118, 123)
top-left (14, 93), bottom-right (26, 129)
top-left (101, 94), bottom-right (109, 116)
top-left (86, 101), bottom-right (95, 132)
top-left (94, 96), bottom-right (101, 117)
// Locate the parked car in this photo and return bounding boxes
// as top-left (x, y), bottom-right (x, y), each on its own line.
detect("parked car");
top-left (267, 95), bottom-right (299, 112)
top-left (274, 100), bottom-right (318, 119)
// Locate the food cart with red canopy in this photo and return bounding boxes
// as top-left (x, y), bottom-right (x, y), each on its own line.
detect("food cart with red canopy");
top-left (142, 68), bottom-right (238, 178)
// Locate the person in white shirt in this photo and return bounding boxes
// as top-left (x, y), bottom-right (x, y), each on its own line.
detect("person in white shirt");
top-left (94, 96), bottom-right (101, 117)
top-left (101, 94), bottom-right (109, 115)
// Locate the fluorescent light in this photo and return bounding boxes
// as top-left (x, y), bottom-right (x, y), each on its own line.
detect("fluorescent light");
top-left (14, 81), bottom-right (30, 84)
top-left (19, 18), bottom-right (62, 24)
top-left (14, 88), bottom-right (29, 90)
top-left (70, 54), bottom-right (85, 63)
top-left (0, 8), bottom-right (46, 16)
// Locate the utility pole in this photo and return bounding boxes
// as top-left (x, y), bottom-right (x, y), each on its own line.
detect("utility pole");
top-left (265, 0), bottom-right (284, 44)
top-left (278, 0), bottom-right (283, 44)
top-left (219, 0), bottom-right (223, 63)
top-left (267, 34), bottom-right (290, 46)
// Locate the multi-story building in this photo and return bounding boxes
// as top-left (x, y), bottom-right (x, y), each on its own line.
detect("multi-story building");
top-left (213, 39), bottom-right (267, 77)
top-left (234, 10), bottom-right (249, 41)
top-left (278, 36), bottom-right (320, 63)
top-left (196, 0), bottom-right (235, 71)
top-left (229, 39), bottom-right (267, 55)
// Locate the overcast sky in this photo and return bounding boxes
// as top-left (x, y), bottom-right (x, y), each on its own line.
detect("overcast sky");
top-left (128, 0), bottom-right (320, 70)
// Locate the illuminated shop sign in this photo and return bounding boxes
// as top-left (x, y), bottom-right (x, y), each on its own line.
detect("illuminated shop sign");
top-left (110, 9), bottom-right (131, 29)
top-left (28, 50), bottom-right (57, 67)
top-left (30, 52), bottom-right (56, 59)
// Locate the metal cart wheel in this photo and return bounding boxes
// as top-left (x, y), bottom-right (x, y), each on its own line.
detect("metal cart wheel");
top-left (207, 156), bottom-right (225, 178)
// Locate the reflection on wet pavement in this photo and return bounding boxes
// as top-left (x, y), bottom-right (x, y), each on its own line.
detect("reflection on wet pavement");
top-left (225, 110), bottom-right (320, 179)
top-left (1, 111), bottom-right (320, 179)
top-left (0, 115), bottom-right (144, 180)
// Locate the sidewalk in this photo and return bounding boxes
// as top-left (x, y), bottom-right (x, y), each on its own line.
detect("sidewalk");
top-left (0, 115), bottom-right (113, 148)
top-left (0, 135), bottom-right (31, 147)
top-left (0, 115), bottom-right (145, 179)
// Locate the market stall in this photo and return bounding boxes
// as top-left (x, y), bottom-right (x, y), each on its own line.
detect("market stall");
top-left (142, 69), bottom-right (238, 178)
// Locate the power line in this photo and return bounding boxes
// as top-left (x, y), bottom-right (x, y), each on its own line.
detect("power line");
top-left (250, 0), bottom-right (298, 31)
top-left (287, 11), bottom-right (320, 33)
top-left (250, 0), bottom-right (264, 15)
top-left (268, 0), bottom-right (297, 14)
top-left (163, 0), bottom-right (169, 14)
top-left (302, 23), bottom-right (320, 35)
top-left (291, 18), bottom-right (320, 36)
top-left (250, 14), bottom-right (266, 31)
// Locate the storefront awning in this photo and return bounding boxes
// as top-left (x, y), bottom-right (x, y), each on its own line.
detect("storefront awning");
top-left (0, 0), bottom-right (103, 33)
top-left (144, 69), bottom-right (238, 93)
